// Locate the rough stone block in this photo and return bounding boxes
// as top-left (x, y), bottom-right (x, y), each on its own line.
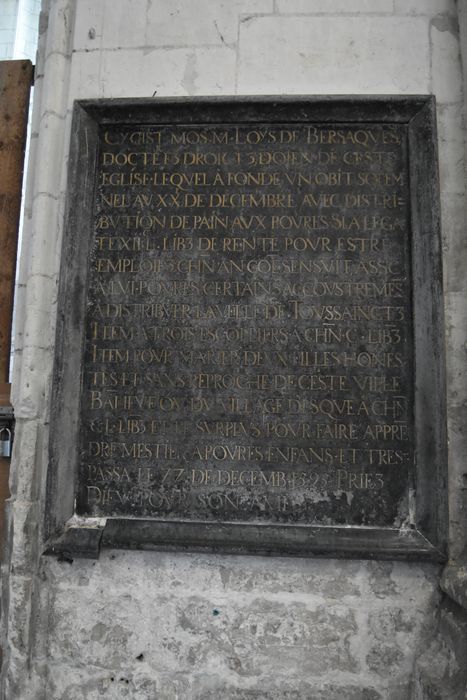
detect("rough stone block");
top-left (42, 668), bottom-right (407, 700)
top-left (439, 602), bottom-right (467, 665)
top-left (444, 293), bottom-right (467, 404)
top-left (47, 583), bottom-right (359, 677)
top-left (365, 606), bottom-right (425, 682)
top-left (237, 16), bottom-right (430, 94)
top-left (367, 561), bottom-right (441, 606)
top-left (3, 573), bottom-right (34, 660)
top-left (39, 553), bottom-right (442, 699)
top-left (43, 664), bottom-right (170, 700)
top-left (366, 644), bottom-right (405, 678)
top-left (412, 634), bottom-right (464, 700)
top-left (218, 557), bottom-right (363, 598)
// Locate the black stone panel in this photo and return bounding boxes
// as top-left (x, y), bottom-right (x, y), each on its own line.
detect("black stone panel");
top-left (46, 97), bottom-right (447, 559)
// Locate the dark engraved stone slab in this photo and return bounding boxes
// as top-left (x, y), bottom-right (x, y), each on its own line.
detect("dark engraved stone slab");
top-left (45, 97), bottom-right (447, 560)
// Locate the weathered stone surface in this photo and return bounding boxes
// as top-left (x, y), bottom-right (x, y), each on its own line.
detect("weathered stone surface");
top-left (394, 0), bottom-right (456, 15)
top-left (35, 552), bottom-right (440, 698)
top-left (44, 670), bottom-right (390, 700)
top-left (68, 46), bottom-right (237, 99)
top-left (276, 0), bottom-right (393, 13)
top-left (238, 16), bottom-right (430, 94)
top-left (48, 584), bottom-right (359, 676)
top-left (437, 104), bottom-right (465, 195)
top-left (441, 564), bottom-right (467, 611)
top-left (2, 0), bottom-right (467, 697)
top-left (73, 0), bottom-right (274, 52)
top-left (366, 644), bottom-right (405, 678)
top-left (189, 684), bottom-right (385, 700)
top-left (217, 557), bottom-right (363, 597)
top-left (440, 193), bottom-right (467, 294)
top-left (367, 561), bottom-right (442, 603)
top-left (431, 17), bottom-right (462, 102)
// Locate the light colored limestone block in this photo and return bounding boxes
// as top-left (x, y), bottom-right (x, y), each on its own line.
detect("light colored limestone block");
top-left (440, 193), bottom-right (467, 294)
top-left (437, 103), bottom-right (465, 195)
top-left (238, 16), bottom-right (430, 94)
top-left (68, 45), bottom-right (237, 99)
top-left (431, 18), bottom-right (462, 103)
top-left (74, 0), bottom-right (274, 51)
top-left (276, 0), bottom-right (394, 14)
top-left (394, 0), bottom-right (456, 15)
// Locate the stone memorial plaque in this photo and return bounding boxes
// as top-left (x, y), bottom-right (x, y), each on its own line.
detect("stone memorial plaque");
top-left (46, 97), bottom-right (447, 560)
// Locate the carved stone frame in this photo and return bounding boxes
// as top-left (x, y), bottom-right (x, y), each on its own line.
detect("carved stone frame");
top-left (45, 96), bottom-right (447, 560)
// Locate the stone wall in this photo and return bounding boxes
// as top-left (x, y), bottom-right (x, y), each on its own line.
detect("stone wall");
top-left (1, 1), bottom-right (466, 698)
top-left (0, 0), bottom-right (41, 61)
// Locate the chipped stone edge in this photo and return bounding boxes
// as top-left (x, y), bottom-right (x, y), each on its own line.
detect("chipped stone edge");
top-left (64, 515), bottom-right (107, 530)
